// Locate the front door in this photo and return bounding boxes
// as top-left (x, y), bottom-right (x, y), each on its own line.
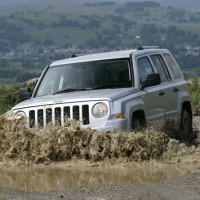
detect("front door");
top-left (137, 56), bottom-right (166, 130)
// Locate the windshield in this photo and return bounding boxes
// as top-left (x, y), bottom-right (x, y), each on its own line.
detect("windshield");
top-left (35, 58), bottom-right (132, 97)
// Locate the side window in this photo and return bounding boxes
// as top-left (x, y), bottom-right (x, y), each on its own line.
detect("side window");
top-left (163, 53), bottom-right (181, 79)
top-left (150, 55), bottom-right (170, 82)
top-left (137, 57), bottom-right (154, 82)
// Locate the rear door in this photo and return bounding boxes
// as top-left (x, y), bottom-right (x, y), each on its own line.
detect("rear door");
top-left (150, 54), bottom-right (178, 130)
top-left (162, 53), bottom-right (183, 123)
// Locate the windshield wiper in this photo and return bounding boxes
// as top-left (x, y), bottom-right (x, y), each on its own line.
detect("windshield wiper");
top-left (53, 88), bottom-right (88, 95)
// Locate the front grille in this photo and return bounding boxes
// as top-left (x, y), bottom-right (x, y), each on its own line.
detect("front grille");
top-left (55, 107), bottom-right (61, 126)
top-left (82, 105), bottom-right (89, 125)
top-left (38, 109), bottom-right (44, 127)
top-left (28, 104), bottom-right (90, 128)
top-left (73, 106), bottom-right (79, 121)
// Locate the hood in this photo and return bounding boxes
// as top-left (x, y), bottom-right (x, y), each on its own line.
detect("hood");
top-left (12, 88), bottom-right (137, 110)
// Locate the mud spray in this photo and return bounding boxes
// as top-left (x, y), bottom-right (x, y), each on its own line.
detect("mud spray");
top-left (1, 112), bottom-right (200, 166)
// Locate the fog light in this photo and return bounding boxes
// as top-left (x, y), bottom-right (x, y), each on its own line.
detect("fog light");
top-left (15, 111), bottom-right (27, 119)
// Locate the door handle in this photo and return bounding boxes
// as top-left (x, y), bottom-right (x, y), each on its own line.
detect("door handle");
top-left (159, 91), bottom-right (165, 96)
top-left (173, 87), bottom-right (179, 92)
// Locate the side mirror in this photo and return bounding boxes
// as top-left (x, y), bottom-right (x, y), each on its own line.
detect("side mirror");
top-left (19, 87), bottom-right (32, 100)
top-left (141, 73), bottom-right (161, 89)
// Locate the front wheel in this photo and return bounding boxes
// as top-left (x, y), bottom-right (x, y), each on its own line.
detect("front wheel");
top-left (131, 116), bottom-right (146, 132)
top-left (179, 109), bottom-right (196, 142)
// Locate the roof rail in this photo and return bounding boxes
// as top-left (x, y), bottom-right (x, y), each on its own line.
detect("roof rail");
top-left (137, 46), bottom-right (161, 50)
top-left (70, 53), bottom-right (78, 58)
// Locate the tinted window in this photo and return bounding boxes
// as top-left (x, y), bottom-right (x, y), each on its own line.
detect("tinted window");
top-left (137, 57), bottom-right (154, 82)
top-left (151, 55), bottom-right (170, 82)
top-left (163, 54), bottom-right (181, 79)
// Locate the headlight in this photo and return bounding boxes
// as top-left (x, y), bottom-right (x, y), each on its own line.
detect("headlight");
top-left (15, 111), bottom-right (27, 119)
top-left (92, 102), bottom-right (108, 118)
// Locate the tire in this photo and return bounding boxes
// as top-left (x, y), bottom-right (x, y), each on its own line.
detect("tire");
top-left (179, 109), bottom-right (196, 143)
top-left (131, 117), bottom-right (145, 132)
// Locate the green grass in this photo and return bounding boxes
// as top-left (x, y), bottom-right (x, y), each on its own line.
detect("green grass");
top-left (0, 82), bottom-right (22, 115)
top-left (189, 76), bottom-right (200, 106)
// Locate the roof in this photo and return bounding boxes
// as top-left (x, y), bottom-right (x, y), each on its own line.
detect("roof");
top-left (50, 47), bottom-right (167, 67)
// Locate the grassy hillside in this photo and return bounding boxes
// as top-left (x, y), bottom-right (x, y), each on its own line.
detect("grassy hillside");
top-left (1, 0), bottom-right (200, 11)
top-left (0, 1), bottom-right (200, 83)
top-left (1, 1), bottom-right (200, 47)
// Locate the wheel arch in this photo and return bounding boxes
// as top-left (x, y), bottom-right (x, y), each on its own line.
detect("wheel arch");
top-left (125, 99), bottom-right (146, 130)
top-left (181, 101), bottom-right (192, 123)
top-left (179, 100), bottom-right (195, 142)
top-left (131, 109), bottom-right (147, 130)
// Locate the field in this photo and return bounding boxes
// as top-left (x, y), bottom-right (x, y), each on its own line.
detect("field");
top-left (1, 1), bottom-right (200, 83)
top-left (1, 2), bottom-right (200, 46)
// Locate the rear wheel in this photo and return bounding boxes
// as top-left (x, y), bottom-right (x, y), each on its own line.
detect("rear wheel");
top-left (179, 109), bottom-right (196, 142)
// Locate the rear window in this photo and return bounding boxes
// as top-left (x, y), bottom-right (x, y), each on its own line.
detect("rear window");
top-left (151, 55), bottom-right (171, 82)
top-left (163, 54), bottom-right (181, 79)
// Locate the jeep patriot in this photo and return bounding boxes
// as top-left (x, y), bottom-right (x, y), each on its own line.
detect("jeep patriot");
top-left (12, 46), bottom-right (195, 141)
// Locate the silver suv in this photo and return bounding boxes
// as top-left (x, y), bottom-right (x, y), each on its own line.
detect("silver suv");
top-left (12, 47), bottom-right (194, 141)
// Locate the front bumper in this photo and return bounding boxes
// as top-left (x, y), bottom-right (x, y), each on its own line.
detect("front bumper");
top-left (93, 118), bottom-right (128, 132)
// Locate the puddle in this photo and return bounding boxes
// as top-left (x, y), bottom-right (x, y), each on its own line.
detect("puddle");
top-left (0, 161), bottom-right (200, 192)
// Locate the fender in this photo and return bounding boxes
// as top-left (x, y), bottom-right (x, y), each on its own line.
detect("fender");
top-left (177, 90), bottom-right (192, 124)
top-left (125, 98), bottom-right (145, 130)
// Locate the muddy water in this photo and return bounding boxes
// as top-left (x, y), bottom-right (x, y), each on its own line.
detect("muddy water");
top-left (0, 113), bottom-right (200, 192)
top-left (0, 113), bottom-right (171, 164)
top-left (0, 161), bottom-right (200, 192)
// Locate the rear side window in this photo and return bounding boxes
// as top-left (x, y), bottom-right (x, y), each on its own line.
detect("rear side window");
top-left (163, 54), bottom-right (181, 79)
top-left (150, 55), bottom-right (170, 82)
top-left (137, 57), bottom-right (154, 82)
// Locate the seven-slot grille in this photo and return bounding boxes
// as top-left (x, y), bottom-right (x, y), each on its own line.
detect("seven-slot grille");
top-left (28, 105), bottom-right (89, 128)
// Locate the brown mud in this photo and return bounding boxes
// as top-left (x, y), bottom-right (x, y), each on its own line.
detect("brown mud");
top-left (1, 112), bottom-right (199, 165)
top-left (0, 112), bottom-right (200, 199)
